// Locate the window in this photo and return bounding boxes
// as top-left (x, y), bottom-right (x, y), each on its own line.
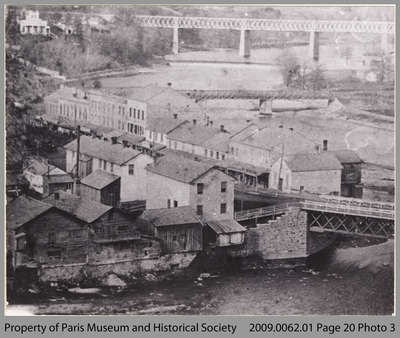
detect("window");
top-left (108, 210), bottom-right (114, 221)
top-left (172, 235), bottom-right (177, 241)
top-left (110, 163), bottom-right (114, 173)
top-left (197, 183), bottom-right (204, 195)
top-left (103, 160), bottom-right (107, 171)
top-left (221, 181), bottom-right (227, 193)
top-left (174, 200), bottom-right (178, 207)
top-left (48, 232), bottom-right (56, 245)
top-left (221, 154), bottom-right (225, 160)
top-left (216, 152), bottom-right (219, 160)
top-left (70, 230), bottom-right (83, 238)
top-left (47, 249), bottom-right (61, 259)
top-left (167, 199), bottom-right (171, 208)
top-left (117, 225), bottom-right (129, 232)
top-left (204, 149), bottom-right (208, 157)
top-left (174, 141), bottom-right (177, 150)
top-left (196, 205), bottom-right (203, 216)
top-left (300, 186), bottom-right (304, 192)
top-left (128, 164), bottom-right (134, 175)
top-left (16, 237), bottom-right (26, 251)
top-left (220, 203), bottom-right (227, 214)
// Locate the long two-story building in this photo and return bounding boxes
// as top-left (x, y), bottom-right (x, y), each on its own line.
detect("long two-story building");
top-left (44, 86), bottom-right (147, 136)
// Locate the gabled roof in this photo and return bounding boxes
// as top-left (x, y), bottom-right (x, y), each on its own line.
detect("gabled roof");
top-left (146, 117), bottom-right (188, 135)
top-left (146, 155), bottom-right (218, 184)
top-left (206, 219), bottom-right (246, 234)
top-left (239, 127), bottom-right (318, 155)
top-left (44, 191), bottom-right (112, 223)
top-left (48, 174), bottom-right (73, 185)
top-left (168, 123), bottom-right (227, 147)
top-left (81, 169), bottom-right (120, 190)
top-left (141, 206), bottom-right (202, 227)
top-left (6, 196), bottom-right (53, 230)
top-left (285, 152), bottom-right (343, 172)
top-left (117, 133), bottom-right (145, 146)
top-left (64, 136), bottom-right (142, 165)
top-left (110, 85), bottom-right (200, 109)
top-left (329, 149), bottom-right (363, 164)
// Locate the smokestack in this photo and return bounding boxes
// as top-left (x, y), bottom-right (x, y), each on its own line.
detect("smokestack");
top-left (173, 113), bottom-right (178, 119)
top-left (193, 119), bottom-right (197, 125)
top-left (323, 139), bottom-right (328, 151)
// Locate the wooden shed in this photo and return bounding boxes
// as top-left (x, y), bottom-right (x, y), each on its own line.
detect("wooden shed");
top-left (80, 169), bottom-right (121, 206)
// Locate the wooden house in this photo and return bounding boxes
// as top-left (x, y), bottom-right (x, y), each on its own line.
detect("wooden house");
top-left (80, 169), bottom-right (121, 206)
top-left (140, 206), bottom-right (203, 254)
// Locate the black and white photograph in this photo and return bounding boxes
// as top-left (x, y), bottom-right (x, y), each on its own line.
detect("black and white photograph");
top-left (4, 4), bottom-right (395, 316)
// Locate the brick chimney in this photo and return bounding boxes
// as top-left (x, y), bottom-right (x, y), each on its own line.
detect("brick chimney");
top-left (323, 139), bottom-right (328, 151)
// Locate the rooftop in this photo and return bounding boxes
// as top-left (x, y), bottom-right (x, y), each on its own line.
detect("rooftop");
top-left (206, 219), bottom-right (246, 234)
top-left (23, 157), bottom-right (71, 178)
top-left (168, 123), bottom-right (228, 147)
top-left (146, 117), bottom-right (188, 135)
top-left (329, 149), bottom-right (363, 164)
top-left (64, 136), bottom-right (142, 165)
top-left (81, 169), bottom-right (120, 190)
top-left (108, 85), bottom-right (200, 109)
top-left (141, 206), bottom-right (202, 227)
top-left (146, 155), bottom-right (216, 184)
top-left (239, 126), bottom-right (319, 156)
top-left (44, 191), bottom-right (112, 223)
top-left (285, 152), bottom-right (343, 172)
top-left (6, 195), bottom-right (53, 230)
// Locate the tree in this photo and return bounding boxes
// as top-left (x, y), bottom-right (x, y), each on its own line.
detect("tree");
top-left (306, 64), bottom-right (328, 91)
top-left (278, 51), bottom-right (302, 88)
top-left (371, 53), bottom-right (394, 83)
top-left (5, 6), bottom-right (20, 44)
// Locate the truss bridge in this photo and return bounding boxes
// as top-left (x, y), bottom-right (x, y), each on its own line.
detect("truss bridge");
top-left (135, 15), bottom-right (393, 58)
top-left (234, 197), bottom-right (394, 239)
top-left (181, 89), bottom-right (333, 102)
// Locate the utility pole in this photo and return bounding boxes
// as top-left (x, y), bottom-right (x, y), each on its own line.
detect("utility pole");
top-left (74, 125), bottom-right (81, 195)
top-left (277, 141), bottom-right (285, 191)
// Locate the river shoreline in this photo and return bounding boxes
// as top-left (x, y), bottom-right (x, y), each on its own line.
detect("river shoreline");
top-left (7, 237), bottom-right (393, 315)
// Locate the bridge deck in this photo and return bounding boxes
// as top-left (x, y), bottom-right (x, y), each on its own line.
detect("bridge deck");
top-left (136, 15), bottom-right (394, 34)
top-left (234, 198), bottom-right (394, 221)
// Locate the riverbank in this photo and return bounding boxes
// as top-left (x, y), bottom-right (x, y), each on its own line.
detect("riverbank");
top-left (7, 238), bottom-right (393, 315)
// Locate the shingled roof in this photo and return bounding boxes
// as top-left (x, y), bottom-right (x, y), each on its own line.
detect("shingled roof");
top-left (64, 136), bottom-right (142, 165)
top-left (81, 169), bottom-right (120, 190)
top-left (141, 206), bottom-right (202, 227)
top-left (146, 156), bottom-right (216, 184)
top-left (285, 152), bottom-right (343, 172)
top-left (44, 191), bottom-right (112, 223)
top-left (6, 196), bottom-right (53, 230)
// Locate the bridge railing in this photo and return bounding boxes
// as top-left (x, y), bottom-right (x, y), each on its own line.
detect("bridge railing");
top-left (316, 195), bottom-right (394, 211)
top-left (234, 202), bottom-right (298, 221)
top-left (302, 200), bottom-right (395, 220)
